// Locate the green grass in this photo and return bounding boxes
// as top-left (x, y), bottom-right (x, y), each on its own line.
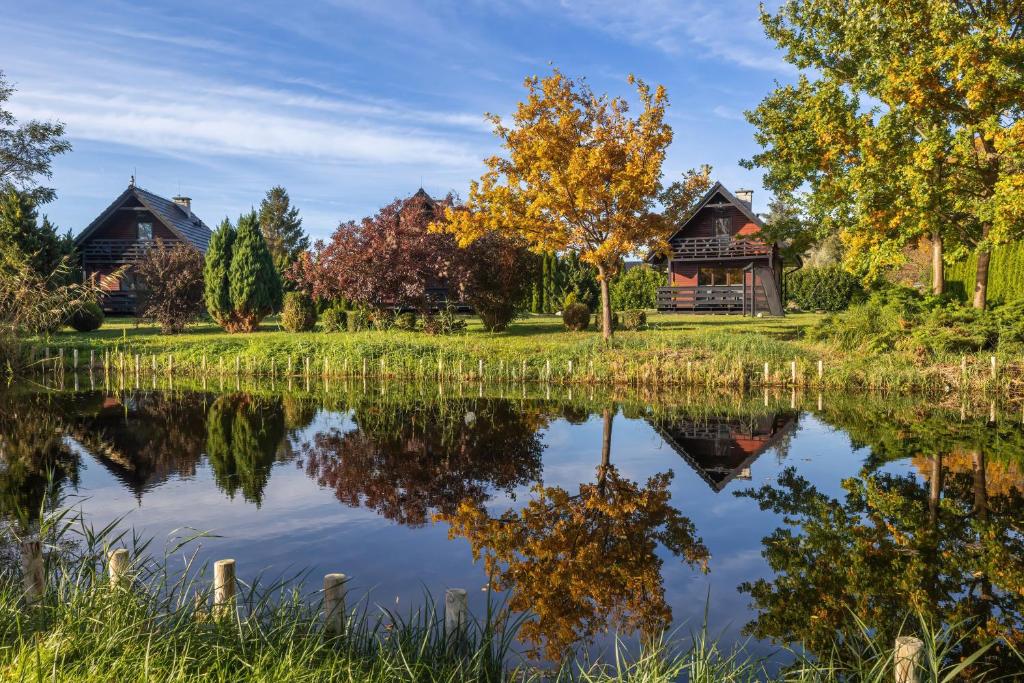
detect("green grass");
top-left (21, 311), bottom-right (1022, 396)
top-left (1, 510), bottom-right (1013, 682)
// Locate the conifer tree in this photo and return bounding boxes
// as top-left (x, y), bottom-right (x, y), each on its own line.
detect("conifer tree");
top-left (228, 211), bottom-right (282, 332)
top-left (258, 186), bottom-right (308, 284)
top-left (203, 218), bottom-right (236, 330)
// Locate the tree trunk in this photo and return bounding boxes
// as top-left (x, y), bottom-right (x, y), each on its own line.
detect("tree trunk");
top-left (931, 230), bottom-right (944, 295)
top-left (929, 453), bottom-right (943, 527)
top-left (597, 407), bottom-right (613, 495)
top-left (973, 244), bottom-right (991, 310)
top-left (972, 448), bottom-right (988, 520)
top-left (597, 265), bottom-right (613, 342)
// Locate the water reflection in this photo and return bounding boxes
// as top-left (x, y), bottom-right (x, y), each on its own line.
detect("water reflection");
top-left (0, 383), bottom-right (1021, 671)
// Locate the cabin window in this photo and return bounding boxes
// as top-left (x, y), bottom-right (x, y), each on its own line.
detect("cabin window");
top-left (698, 267), bottom-right (743, 286)
top-left (137, 221), bottom-right (153, 240)
top-left (713, 210), bottom-right (731, 238)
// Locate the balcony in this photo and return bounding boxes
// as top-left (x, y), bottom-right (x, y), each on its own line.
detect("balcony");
top-left (80, 239), bottom-right (180, 266)
top-left (656, 285), bottom-right (768, 314)
top-left (670, 236), bottom-right (771, 261)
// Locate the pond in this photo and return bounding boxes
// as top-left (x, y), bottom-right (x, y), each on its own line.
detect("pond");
top-left (2, 377), bottom-right (1022, 673)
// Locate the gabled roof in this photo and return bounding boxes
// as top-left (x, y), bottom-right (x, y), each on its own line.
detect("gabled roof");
top-left (74, 185), bottom-right (213, 252)
top-left (665, 181), bottom-right (765, 243)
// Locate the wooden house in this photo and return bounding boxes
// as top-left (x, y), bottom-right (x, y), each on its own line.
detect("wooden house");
top-left (650, 412), bottom-right (797, 492)
top-left (649, 182), bottom-right (784, 315)
top-left (75, 182), bottom-right (213, 314)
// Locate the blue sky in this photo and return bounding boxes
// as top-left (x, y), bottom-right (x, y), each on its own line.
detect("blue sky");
top-left (1, 0), bottom-right (794, 241)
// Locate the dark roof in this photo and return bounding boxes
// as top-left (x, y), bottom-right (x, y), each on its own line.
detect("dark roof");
top-left (75, 185), bottom-right (213, 252)
top-left (665, 181), bottom-right (766, 243)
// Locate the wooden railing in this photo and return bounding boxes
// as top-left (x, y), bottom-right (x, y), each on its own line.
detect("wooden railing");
top-left (80, 239), bottom-right (180, 265)
top-left (670, 236), bottom-right (771, 261)
top-left (99, 291), bottom-right (138, 314)
top-left (656, 285), bottom-right (765, 313)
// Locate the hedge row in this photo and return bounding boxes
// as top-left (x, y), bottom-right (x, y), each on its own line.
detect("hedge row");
top-left (945, 241), bottom-right (1024, 304)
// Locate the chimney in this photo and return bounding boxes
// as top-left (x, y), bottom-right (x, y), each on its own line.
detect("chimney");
top-left (172, 196), bottom-right (192, 216)
top-left (735, 189), bottom-right (753, 207)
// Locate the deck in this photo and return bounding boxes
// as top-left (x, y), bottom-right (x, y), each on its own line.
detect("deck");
top-left (80, 238), bottom-right (182, 266)
top-left (669, 236), bottom-right (772, 261)
top-left (656, 285), bottom-right (768, 314)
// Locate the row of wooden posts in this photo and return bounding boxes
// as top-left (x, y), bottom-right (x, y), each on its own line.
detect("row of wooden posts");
top-left (30, 346), bottom-right (1010, 388)
top-left (20, 541), bottom-right (469, 642)
top-left (19, 540), bottom-right (928, 682)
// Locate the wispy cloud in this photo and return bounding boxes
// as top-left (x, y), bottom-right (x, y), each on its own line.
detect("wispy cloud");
top-left (712, 105), bottom-right (746, 122)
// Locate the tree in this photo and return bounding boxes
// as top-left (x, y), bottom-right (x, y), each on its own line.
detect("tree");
top-left (135, 240), bottom-right (205, 333)
top-left (203, 218), bottom-right (236, 329)
top-left (658, 164), bottom-right (713, 228)
top-left (745, 2), bottom-right (1024, 308)
top-left (204, 213), bottom-right (282, 332)
top-left (258, 186), bottom-right (308, 285)
top-left (0, 186), bottom-right (75, 280)
top-left (206, 394), bottom-right (286, 506)
top-left (454, 231), bottom-right (536, 331)
top-left (435, 70), bottom-right (674, 341)
top-left (289, 192), bottom-right (460, 313)
top-left (0, 71), bottom-right (71, 204)
top-left (610, 265), bottom-right (663, 310)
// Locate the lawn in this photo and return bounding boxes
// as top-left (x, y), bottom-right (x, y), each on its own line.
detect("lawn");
top-left (28, 311), bottom-right (1018, 396)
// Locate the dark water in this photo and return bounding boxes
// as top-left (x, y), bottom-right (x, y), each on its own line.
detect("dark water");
top-left (2, 379), bottom-right (1023, 670)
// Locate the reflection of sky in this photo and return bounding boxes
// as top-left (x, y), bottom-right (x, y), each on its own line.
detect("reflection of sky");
top-left (65, 403), bottom-right (879, 662)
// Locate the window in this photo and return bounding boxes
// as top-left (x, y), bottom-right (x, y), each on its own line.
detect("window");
top-left (137, 221), bottom-right (153, 240)
top-left (698, 267), bottom-right (744, 286)
top-left (713, 209), bottom-right (731, 238)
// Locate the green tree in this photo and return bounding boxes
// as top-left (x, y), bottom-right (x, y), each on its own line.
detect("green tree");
top-left (0, 187), bottom-right (75, 280)
top-left (203, 219), bottom-right (236, 330)
top-left (258, 186), bottom-right (308, 285)
top-left (745, 2), bottom-right (1024, 308)
top-left (0, 70), bottom-right (71, 204)
top-left (610, 265), bottom-right (663, 310)
top-left (229, 211), bottom-right (282, 331)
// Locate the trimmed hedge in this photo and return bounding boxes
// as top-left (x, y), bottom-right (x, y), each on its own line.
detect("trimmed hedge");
top-left (562, 303), bottom-right (591, 331)
top-left (621, 309), bottom-right (647, 331)
top-left (280, 292), bottom-right (317, 332)
top-left (787, 265), bottom-right (861, 312)
top-left (945, 241), bottom-right (1024, 304)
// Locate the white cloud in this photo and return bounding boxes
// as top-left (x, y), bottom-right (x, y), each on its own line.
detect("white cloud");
top-left (551, 0), bottom-right (794, 74)
top-left (712, 105), bottom-right (745, 121)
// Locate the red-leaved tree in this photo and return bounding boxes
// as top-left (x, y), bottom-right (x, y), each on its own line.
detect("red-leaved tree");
top-left (289, 191), bottom-right (461, 312)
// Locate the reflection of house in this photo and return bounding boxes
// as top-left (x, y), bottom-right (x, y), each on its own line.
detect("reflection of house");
top-left (652, 413), bottom-right (797, 492)
top-left (648, 183), bottom-right (784, 315)
top-left (74, 181), bottom-right (213, 314)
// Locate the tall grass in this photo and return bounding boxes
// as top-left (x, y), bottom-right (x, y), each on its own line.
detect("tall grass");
top-left (0, 507), bottom-right (1015, 681)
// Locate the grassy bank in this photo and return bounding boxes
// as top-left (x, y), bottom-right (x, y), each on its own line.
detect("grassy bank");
top-left (23, 312), bottom-right (1024, 396)
top-left (1, 513), bottom-right (1007, 682)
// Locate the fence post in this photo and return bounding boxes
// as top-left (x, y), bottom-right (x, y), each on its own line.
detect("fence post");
top-left (444, 588), bottom-right (468, 641)
top-left (89, 349), bottom-right (95, 370)
top-left (73, 348), bottom-right (78, 370)
top-left (21, 539), bottom-right (44, 605)
top-left (991, 355), bottom-right (997, 380)
top-left (817, 359), bottom-right (823, 381)
top-left (108, 548), bottom-right (130, 587)
top-left (790, 360), bottom-right (797, 384)
top-left (323, 573), bottom-right (346, 635)
top-left (894, 636), bottom-right (923, 683)
top-left (213, 559), bottom-right (236, 619)
top-left (763, 362), bottom-right (770, 384)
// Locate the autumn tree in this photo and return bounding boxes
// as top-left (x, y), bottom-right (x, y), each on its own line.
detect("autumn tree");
top-left (135, 240), bottom-right (205, 333)
top-left (258, 186), bottom-right (308, 285)
top-left (434, 70), bottom-right (674, 341)
top-left (453, 231), bottom-right (536, 331)
top-left (745, 2), bottom-right (1024, 307)
top-left (290, 191), bottom-right (460, 313)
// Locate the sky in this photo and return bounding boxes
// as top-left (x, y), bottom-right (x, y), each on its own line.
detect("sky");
top-left (0, 0), bottom-right (795, 241)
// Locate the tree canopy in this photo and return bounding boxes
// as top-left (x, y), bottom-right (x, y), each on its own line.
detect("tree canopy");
top-left (258, 186), bottom-right (308, 284)
top-left (744, 1), bottom-right (1024, 308)
top-left (0, 70), bottom-right (71, 205)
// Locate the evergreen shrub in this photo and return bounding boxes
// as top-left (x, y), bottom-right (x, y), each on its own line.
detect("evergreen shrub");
top-left (280, 292), bottom-right (316, 332)
top-left (563, 303), bottom-right (591, 331)
top-left (68, 301), bottom-right (104, 332)
top-left (787, 265), bottom-right (861, 312)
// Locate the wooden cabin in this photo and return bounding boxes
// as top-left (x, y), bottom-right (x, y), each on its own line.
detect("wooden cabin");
top-left (649, 182), bottom-right (784, 315)
top-left (75, 182), bottom-right (213, 314)
top-left (651, 412), bottom-right (797, 492)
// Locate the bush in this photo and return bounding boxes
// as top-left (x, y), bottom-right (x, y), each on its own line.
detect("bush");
top-left (320, 305), bottom-right (347, 332)
top-left (563, 302), bottom-right (591, 331)
top-left (347, 309), bottom-right (370, 332)
top-left (68, 301), bottom-right (104, 332)
top-left (621, 309), bottom-right (647, 331)
top-left (394, 311), bottom-right (417, 331)
top-left (787, 265), bottom-right (861, 312)
top-left (610, 266), bottom-right (662, 310)
top-left (423, 303), bottom-right (466, 335)
top-left (136, 240), bottom-right (205, 334)
top-left (280, 291), bottom-right (316, 332)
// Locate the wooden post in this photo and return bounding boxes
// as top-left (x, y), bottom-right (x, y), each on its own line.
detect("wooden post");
top-left (817, 359), bottom-right (823, 381)
top-left (545, 359), bottom-right (551, 380)
top-left (134, 354), bottom-right (140, 376)
top-left (73, 348), bottom-right (78, 370)
top-left (324, 357), bottom-right (329, 378)
top-left (764, 362), bottom-right (770, 384)
top-left (108, 548), bottom-right (130, 587)
top-left (89, 349), bottom-right (95, 370)
top-left (478, 358), bottom-right (483, 379)
top-left (568, 360), bottom-right (573, 376)
top-left (236, 355), bottom-right (241, 374)
top-left (991, 355), bottom-right (997, 380)
top-left (790, 360), bottom-right (797, 384)
top-left (287, 356), bottom-right (292, 376)
top-left (362, 357), bottom-right (367, 378)
top-left (151, 354), bottom-right (157, 372)
top-left (323, 573), bottom-right (346, 635)
top-left (21, 539), bottom-right (44, 604)
top-left (894, 636), bottom-right (923, 683)
top-left (305, 357), bottom-right (310, 378)
top-left (213, 559), bottom-right (236, 619)
top-left (444, 588), bottom-right (468, 640)
top-left (202, 354), bottom-right (207, 374)
top-left (168, 355), bottom-right (173, 375)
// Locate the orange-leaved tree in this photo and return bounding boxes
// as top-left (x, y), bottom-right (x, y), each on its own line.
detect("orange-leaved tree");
top-left (433, 69), bottom-right (673, 341)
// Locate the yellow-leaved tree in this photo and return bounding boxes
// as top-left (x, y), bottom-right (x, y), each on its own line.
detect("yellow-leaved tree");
top-left (433, 70), bottom-right (673, 341)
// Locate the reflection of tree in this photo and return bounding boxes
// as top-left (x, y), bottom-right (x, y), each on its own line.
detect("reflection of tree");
top-left (0, 394), bottom-right (79, 522)
top-left (301, 399), bottom-right (543, 525)
top-left (739, 448), bottom-right (1024, 676)
top-left (206, 394), bottom-right (286, 506)
top-left (439, 409), bottom-right (709, 660)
